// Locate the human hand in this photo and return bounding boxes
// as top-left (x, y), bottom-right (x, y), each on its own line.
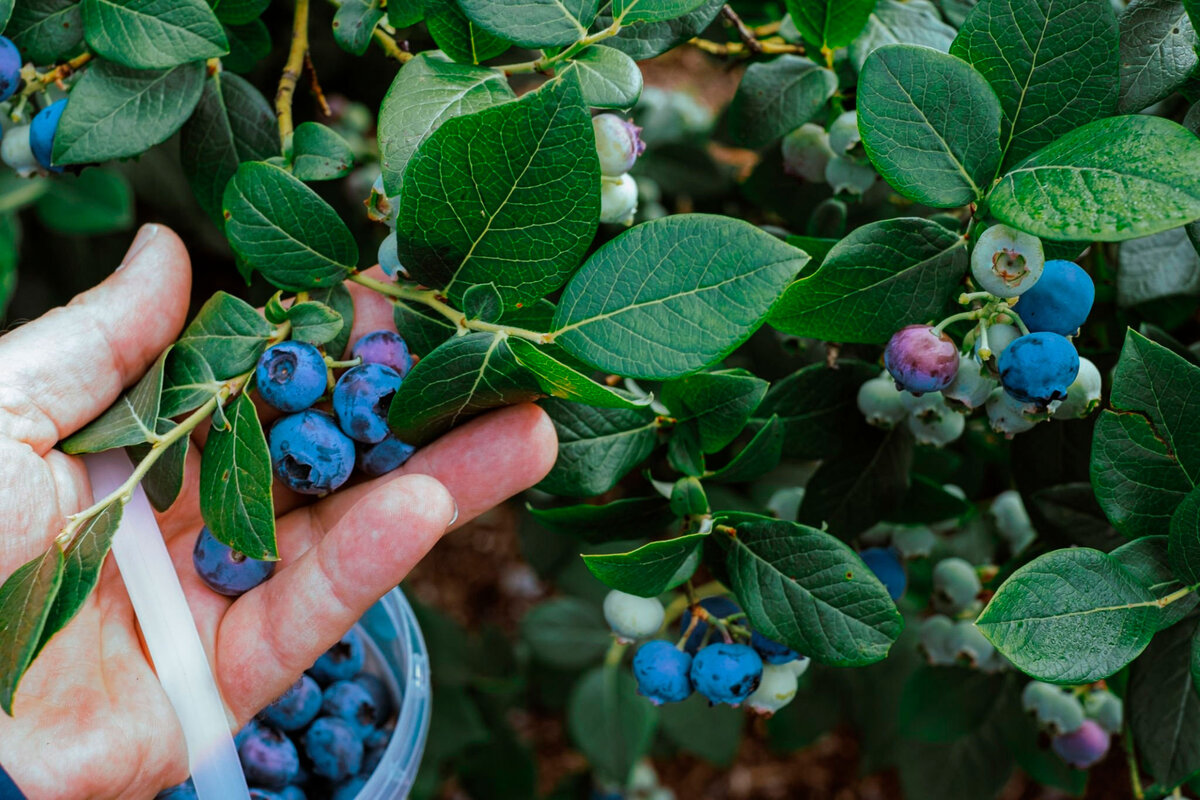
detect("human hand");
top-left (0, 225), bottom-right (557, 798)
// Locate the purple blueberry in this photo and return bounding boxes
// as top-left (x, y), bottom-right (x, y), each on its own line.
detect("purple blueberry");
top-left (860, 546), bottom-right (906, 601)
top-left (689, 643), bottom-right (763, 706)
top-left (192, 526), bottom-right (275, 597)
top-left (331, 775), bottom-right (369, 800)
top-left (308, 628), bottom-right (366, 685)
top-left (632, 640), bottom-right (693, 704)
top-left (679, 596), bottom-right (741, 654)
top-left (1051, 718), bottom-right (1110, 769)
top-left (304, 717), bottom-right (364, 781)
top-left (884, 325), bottom-right (959, 394)
top-left (332, 363), bottom-right (403, 443)
top-left (351, 330), bottom-right (413, 377)
top-left (269, 410), bottom-right (356, 495)
top-left (234, 718), bottom-right (262, 749)
top-left (749, 630), bottom-right (802, 665)
top-left (1013, 260), bottom-right (1094, 336)
top-left (155, 779), bottom-right (197, 800)
top-left (322, 680), bottom-right (379, 738)
top-left (358, 435), bottom-right (415, 477)
top-left (352, 673), bottom-right (394, 725)
top-left (259, 675), bottom-right (322, 731)
top-left (237, 722), bottom-right (300, 788)
top-left (0, 38), bottom-right (21, 103)
top-left (255, 341), bottom-right (329, 413)
top-left (998, 332), bottom-right (1080, 406)
top-left (30, 98), bottom-right (65, 172)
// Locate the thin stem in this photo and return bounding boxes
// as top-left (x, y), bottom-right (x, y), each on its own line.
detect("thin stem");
top-left (1003, 306), bottom-right (1032, 336)
top-left (604, 638), bottom-right (628, 668)
top-left (977, 321), bottom-right (992, 359)
top-left (372, 27), bottom-right (413, 62)
top-left (933, 310), bottom-right (981, 335)
top-left (276, 0), bottom-right (311, 147)
top-left (688, 38), bottom-right (805, 56)
top-left (1124, 728), bottom-right (1145, 800)
top-left (18, 52), bottom-right (93, 100)
top-left (676, 613), bottom-right (700, 650)
top-left (502, 20), bottom-right (623, 74)
top-left (958, 291), bottom-right (992, 304)
top-left (325, 356), bottom-right (362, 369)
top-left (1156, 584), bottom-right (1199, 608)
top-left (720, 5), bottom-right (762, 54)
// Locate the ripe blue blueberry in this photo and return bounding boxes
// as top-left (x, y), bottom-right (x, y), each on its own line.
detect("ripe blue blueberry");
top-left (322, 680), bottom-right (379, 738)
top-left (192, 526), bottom-right (274, 597)
top-left (255, 341), bottom-right (329, 412)
top-left (249, 790), bottom-right (285, 800)
top-left (1014, 260), bottom-right (1094, 335)
top-left (0, 38), bottom-right (21, 103)
top-left (1051, 718), bottom-right (1110, 769)
top-left (259, 674), bottom-right (322, 731)
top-left (679, 596), bottom-right (741, 654)
top-left (362, 725), bottom-right (392, 773)
top-left (351, 330), bottom-right (413, 377)
top-left (332, 363), bottom-right (403, 444)
top-left (280, 787), bottom-right (306, 800)
top-left (155, 779), bottom-right (197, 800)
top-left (237, 722), bottom-right (300, 788)
top-left (352, 672), bottom-right (393, 726)
top-left (358, 435), bottom-right (416, 477)
top-left (269, 410), bottom-right (356, 495)
top-left (632, 640), bottom-right (693, 705)
top-left (304, 717), bottom-right (364, 781)
top-left (860, 547), bottom-right (906, 601)
top-left (330, 776), bottom-right (369, 800)
top-left (30, 98), bottom-right (67, 172)
top-left (998, 332), bottom-right (1080, 406)
top-left (749, 630), bottom-right (801, 665)
top-left (884, 325), bottom-right (959, 394)
top-left (689, 642), bottom-right (763, 706)
top-left (309, 628), bottom-right (366, 684)
top-left (234, 718), bottom-right (262, 748)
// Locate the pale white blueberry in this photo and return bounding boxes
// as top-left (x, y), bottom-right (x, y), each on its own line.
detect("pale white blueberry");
top-left (1, 125), bottom-right (38, 176)
top-left (593, 114), bottom-right (645, 177)
top-left (975, 322), bottom-right (1021, 364)
top-left (599, 173), bottom-right (638, 225)
top-left (602, 590), bottom-right (664, 642)
top-left (917, 614), bottom-right (957, 666)
top-left (857, 373), bottom-right (907, 428)
top-left (827, 110), bottom-right (862, 155)
top-left (1023, 681), bottom-right (1085, 735)
top-left (951, 620), bottom-right (995, 667)
top-left (892, 525), bottom-right (937, 559)
top-left (985, 388), bottom-right (1039, 438)
top-left (989, 490), bottom-right (1037, 555)
top-left (1052, 356), bottom-right (1102, 419)
top-left (931, 557), bottom-right (981, 615)
top-left (906, 405), bottom-right (964, 447)
top-left (781, 122), bottom-right (834, 183)
top-left (942, 352), bottom-right (997, 409)
top-left (1084, 690), bottom-right (1123, 735)
top-left (971, 224), bottom-right (1045, 297)
top-left (746, 662), bottom-right (799, 716)
top-left (825, 155), bottom-right (876, 195)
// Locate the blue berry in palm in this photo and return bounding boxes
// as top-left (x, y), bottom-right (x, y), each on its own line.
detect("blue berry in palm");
top-left (1014, 260), bottom-right (1094, 336)
top-left (332, 363), bottom-right (403, 443)
top-left (679, 596), bottom-right (741, 654)
top-left (0, 38), bottom-right (21, 102)
top-left (269, 410), bottom-right (356, 495)
top-left (632, 640), bottom-right (693, 705)
top-left (884, 325), bottom-right (959, 394)
top-left (689, 642), bottom-right (763, 706)
top-left (309, 628), bottom-right (366, 684)
top-left (750, 630), bottom-right (802, 665)
top-left (237, 722), bottom-right (300, 788)
top-left (352, 673), bottom-right (393, 726)
top-left (155, 779), bottom-right (197, 800)
top-left (30, 98), bottom-right (66, 172)
top-left (860, 547), bottom-right (906, 601)
top-left (259, 674), bottom-right (322, 731)
top-left (192, 526), bottom-right (274, 597)
top-left (1051, 719), bottom-right (1110, 769)
top-left (998, 332), bottom-right (1080, 406)
top-left (351, 330), bottom-right (413, 378)
top-left (304, 717), bottom-right (364, 781)
top-left (322, 680), bottom-right (379, 738)
top-left (358, 435), bottom-right (415, 477)
top-left (256, 341), bottom-right (328, 413)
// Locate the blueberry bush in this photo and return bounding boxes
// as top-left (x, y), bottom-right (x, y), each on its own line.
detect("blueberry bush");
top-left (1, 0), bottom-right (1200, 796)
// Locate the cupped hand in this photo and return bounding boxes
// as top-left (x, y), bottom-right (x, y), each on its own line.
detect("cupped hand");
top-left (0, 224), bottom-right (557, 799)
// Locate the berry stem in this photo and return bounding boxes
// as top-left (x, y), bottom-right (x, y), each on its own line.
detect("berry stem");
top-left (324, 356), bottom-right (362, 369)
top-left (661, 580), bottom-right (729, 627)
top-left (502, 18), bottom-right (623, 75)
top-left (1003, 305), bottom-right (1032, 336)
top-left (1123, 728), bottom-right (1145, 800)
top-left (977, 322), bottom-right (991, 360)
top-left (957, 291), bottom-right (992, 304)
top-left (276, 0), bottom-right (311, 148)
top-left (675, 612), bottom-right (701, 651)
top-left (604, 638), bottom-right (628, 668)
top-left (932, 310), bottom-right (981, 336)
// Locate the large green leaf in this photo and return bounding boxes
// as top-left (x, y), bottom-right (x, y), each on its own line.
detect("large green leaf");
top-left (53, 60), bottom-right (205, 165)
top-left (1112, 535), bottom-right (1199, 630)
top-left (36, 504), bottom-right (121, 657)
top-left (331, 0), bottom-right (383, 55)
top-left (784, 0), bottom-right (875, 50)
top-left (1169, 487), bottom-right (1200, 586)
top-left (659, 693), bottom-right (744, 766)
top-left (172, 291), bottom-right (272, 382)
top-left (977, 548), bottom-right (1158, 683)
top-left (770, 218), bottom-right (967, 343)
top-left (0, 0), bottom-right (10, 28)
top-left (212, 0), bottom-right (266, 25)
top-left (290, 122), bottom-right (355, 181)
top-left (221, 18), bottom-right (269, 72)
top-left (199, 392), bottom-right (276, 560)
top-left (1128, 617), bottom-right (1200, 788)
top-left (552, 215), bottom-right (807, 379)
top-left (424, 0), bottom-right (511, 64)
top-left (727, 56), bottom-right (837, 148)
top-left (568, 667), bottom-right (658, 784)
top-left (1117, 226), bottom-right (1200, 307)
top-left (459, 0), bottom-right (596, 47)
top-left (849, 0), bottom-right (956, 72)
top-left (60, 351), bottom-right (167, 453)
top-left (707, 415), bottom-right (784, 483)
top-left (537, 399), bottom-right (660, 497)
top-left (713, 512), bottom-right (904, 666)
top-left (611, 0), bottom-right (706, 23)
top-left (527, 496), bottom-right (675, 543)
top-left (1117, 0), bottom-right (1197, 114)
top-left (34, 168), bottom-right (133, 236)
top-left (521, 597), bottom-right (611, 669)
top-left (660, 369), bottom-right (767, 454)
top-left (82, 0), bottom-right (227, 68)
top-left (222, 161), bottom-right (358, 290)
top-left (798, 425), bottom-right (913, 539)
top-left (950, 0), bottom-right (1119, 169)
top-left (751, 361), bottom-right (879, 459)
top-left (988, 115), bottom-right (1200, 241)
top-left (0, 547), bottom-right (64, 714)
top-left (507, 338), bottom-right (649, 411)
top-left (571, 46), bottom-right (642, 109)
top-left (857, 44), bottom-right (1002, 207)
top-left (582, 533), bottom-right (705, 597)
top-left (600, 0), bottom-right (723, 60)
top-left (395, 72), bottom-right (597, 308)
top-left (9, 0), bottom-right (83, 63)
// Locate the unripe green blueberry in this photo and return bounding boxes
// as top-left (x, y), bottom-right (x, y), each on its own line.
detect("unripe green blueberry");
top-left (781, 122), bottom-right (833, 183)
top-left (603, 590), bottom-right (664, 642)
top-left (825, 155), bottom-right (876, 195)
top-left (942, 352), bottom-right (997, 410)
top-left (1052, 356), bottom-right (1102, 420)
top-left (931, 557), bottom-right (982, 615)
top-left (1084, 689), bottom-right (1123, 734)
top-left (746, 662), bottom-right (799, 716)
top-left (857, 374), bottom-right (907, 428)
top-left (951, 620), bottom-right (994, 667)
top-left (599, 173), bottom-right (638, 225)
top-left (1, 125), bottom-right (38, 176)
top-left (1022, 681), bottom-right (1085, 735)
top-left (892, 525), bottom-right (937, 560)
top-left (917, 614), bottom-right (957, 666)
top-left (975, 322), bottom-right (1020, 366)
top-left (989, 490), bottom-right (1037, 555)
top-left (906, 405), bottom-right (965, 447)
top-left (593, 114), bottom-right (644, 177)
top-left (827, 110), bottom-right (862, 156)
top-left (971, 224), bottom-right (1045, 297)
top-left (900, 389), bottom-right (947, 417)
top-left (985, 387), bottom-right (1039, 438)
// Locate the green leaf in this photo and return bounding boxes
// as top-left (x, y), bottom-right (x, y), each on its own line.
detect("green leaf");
top-left (0, 214), bottom-right (17, 316)
top-left (1169, 487), bottom-right (1200, 586)
top-left (889, 475), bottom-right (971, 525)
top-left (769, 218), bottom-right (967, 343)
top-left (175, 291), bottom-right (272, 381)
top-left (727, 55), bottom-right (837, 148)
top-left (659, 693), bottom-right (743, 765)
top-left (34, 168), bottom-right (133, 235)
top-left (461, 283), bottom-right (502, 322)
top-left (37, 503), bottom-right (121, 657)
top-left (1092, 330), bottom-right (1200, 537)
top-left (199, 392), bottom-right (276, 560)
top-left (552, 215), bottom-right (807, 379)
top-left (600, 0), bottom-right (723, 60)
top-left (950, 0), bottom-right (1119, 169)
top-left (785, 0), bottom-right (875, 49)
top-left (290, 122), bottom-right (354, 181)
top-left (751, 361), bottom-right (879, 459)
top-left (387, 0), bottom-right (422, 27)
top-left (899, 667), bottom-right (1006, 743)
top-left (850, 0), bottom-right (957, 73)
top-left (392, 298), bottom-right (457, 356)
top-left (713, 512), bottom-right (904, 666)
top-left (612, 0), bottom-right (706, 23)
top-left (661, 369), bottom-right (768, 454)
top-left (507, 338), bottom-right (650, 411)
top-left (0, 0), bottom-right (13, 32)
top-left (53, 60), bottom-right (205, 165)
top-left (1117, 226), bottom-right (1200, 307)
top-left (537, 399), bottom-right (660, 497)
top-left (221, 18), bottom-right (269, 72)
top-left (571, 46), bottom-right (642, 108)
top-left (988, 115), bottom-right (1200, 241)
top-left (798, 425), bottom-right (913, 538)
top-left (977, 548), bottom-right (1158, 683)
top-left (82, 0), bottom-right (227, 68)
top-left (286, 301), bottom-right (343, 345)
top-left (377, 52), bottom-right (515, 195)
top-left (527, 497), bottom-right (676, 544)
top-left (582, 533), bottom-right (705, 596)
top-left (521, 597), bottom-right (611, 669)
top-left (0, 547), bottom-right (64, 714)
top-left (1128, 616), bottom-right (1200, 788)
top-left (331, 0), bottom-right (383, 55)
top-left (1117, 0), bottom-right (1197, 113)
top-left (9, 0), bottom-right (83, 63)
top-left (458, 0), bottom-right (596, 47)
top-left (129, 424), bottom-right (189, 513)
top-left (424, 0), bottom-right (511, 64)
top-left (858, 44), bottom-right (1002, 207)
top-left (707, 415), bottom-right (784, 483)
top-left (60, 350), bottom-right (167, 453)
top-left (386, 332), bottom-right (542, 446)
top-left (567, 667), bottom-right (658, 783)
top-left (158, 344), bottom-right (221, 419)
top-left (212, 0), bottom-right (267, 25)
top-left (1112, 535), bottom-right (1199, 631)
top-left (222, 161), bottom-right (358, 290)
top-left (396, 72), bottom-right (597, 307)
top-left (308, 284), bottom-right (355, 358)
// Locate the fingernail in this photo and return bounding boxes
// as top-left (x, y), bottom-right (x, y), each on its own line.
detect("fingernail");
top-left (117, 224), bottom-right (159, 271)
top-left (448, 500), bottom-right (460, 528)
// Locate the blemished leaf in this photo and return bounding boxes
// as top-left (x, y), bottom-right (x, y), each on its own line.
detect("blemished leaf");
top-left (537, 399), bottom-right (660, 497)
top-left (769, 218), bottom-right (967, 344)
top-left (601, 0), bottom-right (723, 60)
top-left (222, 161), bottom-right (358, 290)
top-left (798, 425), bottom-right (913, 538)
top-left (53, 60), bottom-right (205, 165)
top-left (784, 0), bottom-right (875, 49)
top-left (568, 667), bottom-right (658, 784)
top-left (34, 168), bottom-right (133, 235)
top-left (751, 361), bottom-right (879, 459)
top-left (199, 392), bottom-right (276, 560)
top-left (1111, 535), bottom-right (1199, 631)
top-left (1092, 330), bottom-right (1200, 538)
top-left (423, 0), bottom-right (510, 64)
top-left (0, 546), bottom-right (64, 714)
top-left (950, 0), bottom-right (1119, 169)
top-left (976, 548), bottom-right (1158, 683)
top-left (850, 0), bottom-right (956, 72)
top-left (395, 72), bottom-right (597, 308)
top-left (331, 0), bottom-right (382, 55)
top-left (611, 0), bottom-right (707, 23)
top-left (582, 533), bottom-right (706, 597)
top-left (707, 415), bottom-right (784, 483)
top-left (286, 301), bottom-right (343, 345)
top-left (1168, 487), bottom-right (1200, 586)
top-left (1117, 226), bottom-right (1200, 307)
top-left (174, 292), bottom-right (272, 381)
top-left (571, 46), bottom-right (642, 108)
top-left (377, 53), bottom-right (514, 195)
top-left (552, 215), bottom-right (807, 379)
top-left (507, 338), bottom-right (651, 411)
top-left (1128, 616), bottom-right (1200, 788)
top-left (713, 512), bottom-right (904, 666)
top-left (60, 350), bottom-right (167, 453)
top-left (9, 0), bottom-right (83, 63)
top-left (307, 285), bottom-right (355, 359)
top-left (661, 370), bottom-right (768, 454)
top-left (36, 503), bottom-right (121, 657)
top-left (458, 0), bottom-right (596, 47)
top-left (82, 0), bottom-right (227, 68)
top-left (857, 45), bottom-right (1002, 207)
top-left (521, 597), bottom-right (611, 670)
top-left (290, 122), bottom-right (354, 181)
top-left (527, 497), bottom-right (676, 544)
top-left (987, 116), bottom-right (1200, 241)
top-left (727, 56), bottom-right (837, 148)
top-left (1117, 0), bottom-right (1197, 113)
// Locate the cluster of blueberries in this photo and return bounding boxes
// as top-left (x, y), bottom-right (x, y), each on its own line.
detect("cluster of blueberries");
top-left (0, 37), bottom-right (68, 176)
top-left (158, 628), bottom-right (395, 799)
top-left (1022, 681), bottom-right (1122, 769)
top-left (781, 110), bottom-right (878, 196)
top-left (859, 223), bottom-right (1101, 443)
